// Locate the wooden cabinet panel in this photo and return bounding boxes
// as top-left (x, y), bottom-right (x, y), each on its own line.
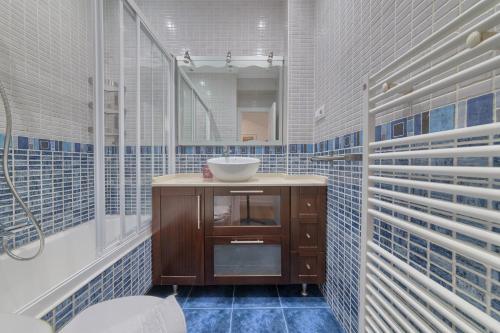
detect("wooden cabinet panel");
top-left (290, 252), bottom-right (325, 284)
top-left (290, 186), bottom-right (327, 284)
top-left (291, 219), bottom-right (321, 252)
top-left (291, 187), bottom-right (326, 219)
top-left (153, 187), bottom-right (204, 285)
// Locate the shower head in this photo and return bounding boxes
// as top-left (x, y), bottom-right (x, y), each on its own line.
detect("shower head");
top-left (183, 51), bottom-right (191, 64)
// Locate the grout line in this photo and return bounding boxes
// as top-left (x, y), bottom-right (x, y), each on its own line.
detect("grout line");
top-left (229, 285), bottom-right (235, 333)
top-left (276, 285), bottom-right (290, 333)
top-left (182, 285), bottom-right (193, 307)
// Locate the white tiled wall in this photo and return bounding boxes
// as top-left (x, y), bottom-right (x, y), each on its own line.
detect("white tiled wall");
top-left (135, 0), bottom-right (287, 57)
top-left (313, 0), bottom-right (497, 143)
top-left (189, 73), bottom-right (237, 141)
top-left (287, 0), bottom-right (315, 144)
top-left (0, 0), bottom-right (94, 143)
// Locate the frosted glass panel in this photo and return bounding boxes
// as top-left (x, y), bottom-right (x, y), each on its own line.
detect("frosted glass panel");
top-left (214, 244), bottom-right (281, 276)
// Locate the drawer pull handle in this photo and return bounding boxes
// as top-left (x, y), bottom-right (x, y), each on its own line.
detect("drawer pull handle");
top-left (230, 240), bottom-right (264, 244)
top-left (306, 233), bottom-right (311, 239)
top-left (306, 264), bottom-right (311, 270)
top-left (230, 190), bottom-right (264, 194)
top-left (306, 202), bottom-right (312, 207)
top-left (197, 196), bottom-right (201, 230)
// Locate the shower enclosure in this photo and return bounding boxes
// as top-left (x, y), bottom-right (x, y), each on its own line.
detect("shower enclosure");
top-left (99, 0), bottom-right (174, 251)
top-left (0, 0), bottom-right (174, 321)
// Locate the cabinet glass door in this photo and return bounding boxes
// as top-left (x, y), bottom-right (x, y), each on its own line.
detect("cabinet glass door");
top-left (214, 243), bottom-right (281, 276)
top-left (213, 194), bottom-right (281, 227)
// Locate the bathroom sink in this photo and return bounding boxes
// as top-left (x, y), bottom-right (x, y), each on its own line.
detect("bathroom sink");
top-left (207, 157), bottom-right (260, 182)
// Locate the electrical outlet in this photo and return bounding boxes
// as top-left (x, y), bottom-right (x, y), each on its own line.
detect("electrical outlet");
top-left (315, 105), bottom-right (326, 121)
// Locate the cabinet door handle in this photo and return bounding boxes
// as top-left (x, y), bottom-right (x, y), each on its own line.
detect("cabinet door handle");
top-left (306, 264), bottom-right (311, 270)
top-left (197, 195), bottom-right (201, 230)
top-left (306, 202), bottom-right (312, 207)
top-left (306, 233), bottom-right (311, 239)
top-left (229, 190), bottom-right (264, 194)
top-left (230, 240), bottom-right (264, 244)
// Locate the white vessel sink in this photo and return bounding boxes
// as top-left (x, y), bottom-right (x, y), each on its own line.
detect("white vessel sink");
top-left (207, 157), bottom-right (260, 182)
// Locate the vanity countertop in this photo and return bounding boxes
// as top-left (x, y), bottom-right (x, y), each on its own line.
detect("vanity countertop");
top-left (152, 173), bottom-right (328, 187)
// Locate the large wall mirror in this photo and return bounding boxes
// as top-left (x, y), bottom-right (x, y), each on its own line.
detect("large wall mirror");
top-left (177, 55), bottom-right (284, 145)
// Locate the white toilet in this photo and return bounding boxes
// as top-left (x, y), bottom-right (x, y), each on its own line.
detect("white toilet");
top-left (60, 296), bottom-right (186, 333)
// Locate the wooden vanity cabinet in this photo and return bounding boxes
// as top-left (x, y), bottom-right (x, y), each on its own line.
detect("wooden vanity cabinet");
top-left (290, 187), bottom-right (326, 284)
top-left (152, 185), bottom-right (326, 287)
top-left (152, 187), bottom-right (205, 285)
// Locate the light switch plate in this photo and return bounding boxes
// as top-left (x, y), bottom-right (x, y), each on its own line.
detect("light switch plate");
top-left (315, 105), bottom-right (326, 121)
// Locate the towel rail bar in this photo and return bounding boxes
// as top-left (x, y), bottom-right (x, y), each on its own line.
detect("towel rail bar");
top-left (310, 153), bottom-right (362, 162)
top-left (368, 244), bottom-right (500, 332)
top-left (370, 0), bottom-right (499, 84)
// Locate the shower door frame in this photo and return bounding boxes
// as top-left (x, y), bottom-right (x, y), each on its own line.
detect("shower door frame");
top-left (94, 0), bottom-right (176, 255)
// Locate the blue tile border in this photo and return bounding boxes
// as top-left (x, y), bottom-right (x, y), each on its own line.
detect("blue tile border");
top-left (0, 132), bottom-right (95, 153)
top-left (374, 92), bottom-right (498, 142)
top-left (177, 145), bottom-right (286, 155)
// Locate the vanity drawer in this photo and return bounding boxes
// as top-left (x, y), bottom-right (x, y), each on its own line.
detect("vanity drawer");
top-left (205, 235), bottom-right (290, 285)
top-left (291, 220), bottom-right (322, 251)
top-left (292, 187), bottom-right (326, 218)
top-left (291, 252), bottom-right (325, 283)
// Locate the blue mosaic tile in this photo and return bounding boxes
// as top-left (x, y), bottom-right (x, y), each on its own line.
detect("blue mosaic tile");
top-left (457, 101), bottom-right (467, 128)
top-left (18, 136), bottom-right (29, 149)
top-left (184, 286), bottom-right (234, 309)
top-left (457, 266), bottom-right (486, 289)
top-left (467, 93), bottom-right (494, 127)
top-left (414, 113), bottom-right (422, 135)
top-left (407, 118), bottom-right (414, 136)
top-left (184, 309), bottom-right (231, 333)
top-left (284, 308), bottom-right (343, 333)
top-left (422, 111), bottom-right (429, 134)
top-left (429, 105), bottom-right (455, 133)
top-left (233, 285), bottom-right (281, 308)
top-left (231, 309), bottom-right (287, 333)
top-left (391, 119), bottom-right (406, 138)
top-left (40, 239), bottom-right (152, 331)
top-left (381, 123), bottom-right (392, 140)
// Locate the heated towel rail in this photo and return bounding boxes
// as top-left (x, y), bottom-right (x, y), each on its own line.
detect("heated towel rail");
top-left (360, 1), bottom-right (500, 332)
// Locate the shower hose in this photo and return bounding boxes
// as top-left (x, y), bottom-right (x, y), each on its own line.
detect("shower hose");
top-left (0, 79), bottom-right (45, 260)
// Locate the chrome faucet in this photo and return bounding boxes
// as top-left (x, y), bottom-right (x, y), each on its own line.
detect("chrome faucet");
top-left (223, 146), bottom-right (230, 157)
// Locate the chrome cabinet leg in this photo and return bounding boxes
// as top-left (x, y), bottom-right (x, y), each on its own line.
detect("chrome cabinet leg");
top-left (173, 284), bottom-right (179, 296)
top-left (301, 283), bottom-right (308, 296)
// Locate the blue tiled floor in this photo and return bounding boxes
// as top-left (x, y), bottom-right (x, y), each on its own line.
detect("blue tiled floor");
top-left (148, 285), bottom-right (343, 333)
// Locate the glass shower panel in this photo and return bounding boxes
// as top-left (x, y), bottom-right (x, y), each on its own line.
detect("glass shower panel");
top-left (140, 27), bottom-right (153, 225)
top-left (163, 56), bottom-right (171, 173)
top-left (123, 6), bottom-right (138, 235)
top-left (103, 0), bottom-right (121, 246)
top-left (152, 45), bottom-right (164, 177)
top-left (179, 77), bottom-right (193, 142)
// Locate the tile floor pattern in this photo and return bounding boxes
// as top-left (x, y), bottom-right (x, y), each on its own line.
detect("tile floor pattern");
top-left (148, 285), bottom-right (343, 333)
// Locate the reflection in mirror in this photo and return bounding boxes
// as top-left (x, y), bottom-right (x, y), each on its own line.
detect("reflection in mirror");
top-left (177, 56), bottom-right (284, 145)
